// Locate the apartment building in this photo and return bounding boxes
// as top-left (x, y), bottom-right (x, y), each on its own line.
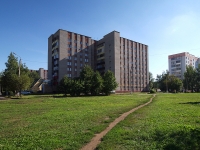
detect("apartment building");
top-left (48, 29), bottom-right (149, 92)
top-left (168, 52), bottom-right (200, 79)
top-left (30, 68), bottom-right (48, 79)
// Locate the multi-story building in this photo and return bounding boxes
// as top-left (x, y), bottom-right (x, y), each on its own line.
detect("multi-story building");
top-left (168, 52), bottom-right (200, 79)
top-left (30, 68), bottom-right (48, 79)
top-left (48, 29), bottom-right (149, 92)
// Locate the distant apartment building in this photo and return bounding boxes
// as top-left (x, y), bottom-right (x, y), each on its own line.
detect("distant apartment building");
top-left (48, 29), bottom-right (149, 92)
top-left (168, 52), bottom-right (200, 79)
top-left (30, 68), bottom-right (48, 79)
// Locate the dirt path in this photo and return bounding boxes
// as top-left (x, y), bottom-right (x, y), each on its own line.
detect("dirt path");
top-left (81, 94), bottom-right (156, 150)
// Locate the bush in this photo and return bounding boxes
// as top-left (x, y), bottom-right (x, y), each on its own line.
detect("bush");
top-left (150, 89), bottom-right (156, 93)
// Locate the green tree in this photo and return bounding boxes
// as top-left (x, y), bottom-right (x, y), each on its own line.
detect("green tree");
top-left (195, 64), bottom-right (200, 92)
top-left (80, 65), bottom-right (94, 95)
top-left (102, 70), bottom-right (118, 95)
top-left (16, 74), bottom-right (30, 96)
top-left (156, 70), bottom-right (169, 92)
top-left (1, 53), bottom-right (18, 93)
top-left (4, 53), bottom-right (18, 74)
top-left (1, 53), bottom-right (31, 96)
top-left (168, 75), bottom-right (183, 92)
top-left (58, 75), bottom-right (71, 96)
top-left (91, 71), bottom-right (103, 95)
top-left (69, 78), bottom-right (83, 96)
top-left (183, 65), bottom-right (196, 92)
top-left (149, 72), bottom-right (154, 90)
top-left (0, 72), bottom-right (2, 94)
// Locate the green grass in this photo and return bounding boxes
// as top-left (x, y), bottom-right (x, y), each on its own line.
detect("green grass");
top-left (0, 94), bottom-right (151, 150)
top-left (97, 93), bottom-right (200, 150)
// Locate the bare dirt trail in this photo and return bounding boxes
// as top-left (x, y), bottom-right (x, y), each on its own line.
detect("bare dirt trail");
top-left (81, 94), bottom-right (156, 150)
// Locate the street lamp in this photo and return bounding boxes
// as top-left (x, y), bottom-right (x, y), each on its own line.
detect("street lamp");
top-left (13, 52), bottom-right (21, 77)
top-left (13, 52), bottom-right (22, 96)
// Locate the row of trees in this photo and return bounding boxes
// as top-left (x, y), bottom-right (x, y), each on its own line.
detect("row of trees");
top-left (0, 53), bottom-right (40, 96)
top-left (183, 65), bottom-right (200, 92)
top-left (58, 65), bottom-right (118, 96)
top-left (150, 64), bottom-right (200, 92)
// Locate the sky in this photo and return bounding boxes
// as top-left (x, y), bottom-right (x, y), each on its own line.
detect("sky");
top-left (0, 0), bottom-right (200, 78)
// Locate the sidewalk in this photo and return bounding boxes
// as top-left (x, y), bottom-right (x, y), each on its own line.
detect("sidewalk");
top-left (0, 95), bottom-right (6, 100)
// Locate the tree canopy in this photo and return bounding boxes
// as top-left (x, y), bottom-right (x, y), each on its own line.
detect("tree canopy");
top-left (1, 53), bottom-right (31, 96)
top-left (58, 66), bottom-right (118, 96)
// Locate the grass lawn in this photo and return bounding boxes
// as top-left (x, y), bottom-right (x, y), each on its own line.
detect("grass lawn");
top-left (97, 93), bottom-right (200, 150)
top-left (0, 94), bottom-right (151, 150)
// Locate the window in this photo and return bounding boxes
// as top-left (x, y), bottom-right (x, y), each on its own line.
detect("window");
top-left (75, 63), bottom-right (77, 66)
top-left (85, 53), bottom-right (88, 56)
top-left (75, 68), bottom-right (77, 71)
top-left (97, 49), bottom-right (102, 53)
top-left (67, 62), bottom-right (71, 65)
top-left (67, 67), bottom-right (71, 71)
top-left (68, 56), bottom-right (71, 60)
top-left (74, 57), bottom-right (77, 60)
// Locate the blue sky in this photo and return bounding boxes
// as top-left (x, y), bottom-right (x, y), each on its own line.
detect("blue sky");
top-left (0, 0), bottom-right (200, 78)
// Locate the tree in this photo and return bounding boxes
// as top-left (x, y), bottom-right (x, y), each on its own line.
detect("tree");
top-left (16, 74), bottom-right (30, 96)
top-left (183, 65), bottom-right (196, 92)
top-left (168, 75), bottom-right (183, 92)
top-left (4, 53), bottom-right (18, 74)
top-left (102, 70), bottom-right (118, 95)
top-left (58, 75), bottom-right (71, 96)
top-left (156, 70), bottom-right (169, 92)
top-left (149, 72), bottom-right (154, 90)
top-left (69, 78), bottom-right (83, 96)
top-left (195, 64), bottom-right (200, 92)
top-left (80, 65), bottom-right (94, 95)
top-left (91, 71), bottom-right (103, 95)
top-left (1, 53), bottom-right (31, 96)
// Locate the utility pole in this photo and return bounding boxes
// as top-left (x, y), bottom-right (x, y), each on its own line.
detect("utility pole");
top-left (13, 52), bottom-right (22, 96)
top-left (13, 52), bottom-right (21, 77)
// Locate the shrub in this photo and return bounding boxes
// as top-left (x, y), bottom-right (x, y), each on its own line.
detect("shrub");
top-left (150, 89), bottom-right (156, 93)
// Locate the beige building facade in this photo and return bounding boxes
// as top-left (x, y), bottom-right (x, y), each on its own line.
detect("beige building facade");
top-left (168, 52), bottom-right (200, 79)
top-left (48, 29), bottom-right (149, 92)
top-left (30, 68), bottom-right (48, 79)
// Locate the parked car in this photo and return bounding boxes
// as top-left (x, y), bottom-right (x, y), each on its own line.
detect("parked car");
top-left (21, 91), bottom-right (31, 95)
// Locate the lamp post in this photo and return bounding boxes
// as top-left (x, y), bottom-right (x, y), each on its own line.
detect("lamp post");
top-left (13, 52), bottom-right (22, 96)
top-left (13, 52), bottom-right (21, 77)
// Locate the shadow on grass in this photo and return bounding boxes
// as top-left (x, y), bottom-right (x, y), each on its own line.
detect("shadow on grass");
top-left (52, 94), bottom-right (108, 98)
top-left (179, 102), bottom-right (200, 105)
top-left (153, 128), bottom-right (200, 150)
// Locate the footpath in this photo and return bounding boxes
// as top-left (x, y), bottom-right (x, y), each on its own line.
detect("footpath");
top-left (81, 94), bottom-right (156, 150)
